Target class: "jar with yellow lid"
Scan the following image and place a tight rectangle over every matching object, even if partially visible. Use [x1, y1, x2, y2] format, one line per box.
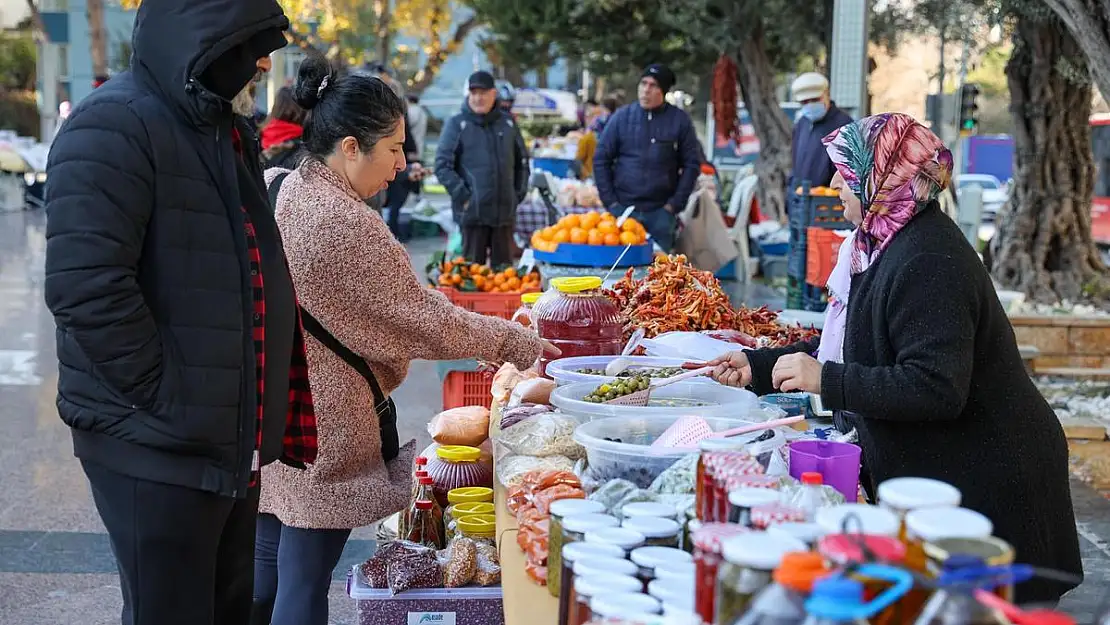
[532, 277, 622, 376]
[512, 291, 543, 328]
[425, 446, 493, 507]
[456, 513, 496, 544]
[445, 501, 496, 541]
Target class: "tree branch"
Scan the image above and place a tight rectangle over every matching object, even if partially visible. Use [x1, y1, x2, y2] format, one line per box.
[24, 0, 48, 42]
[408, 13, 482, 94]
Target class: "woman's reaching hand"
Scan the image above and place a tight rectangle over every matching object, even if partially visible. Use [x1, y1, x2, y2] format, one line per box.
[771, 352, 822, 394]
[708, 351, 752, 388]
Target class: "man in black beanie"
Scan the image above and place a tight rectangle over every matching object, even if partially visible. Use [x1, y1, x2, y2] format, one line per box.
[594, 62, 704, 251]
[44, 1, 318, 623]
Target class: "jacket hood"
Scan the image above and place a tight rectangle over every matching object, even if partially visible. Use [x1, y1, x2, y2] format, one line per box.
[131, 0, 289, 125]
[261, 118, 303, 149]
[460, 100, 504, 126]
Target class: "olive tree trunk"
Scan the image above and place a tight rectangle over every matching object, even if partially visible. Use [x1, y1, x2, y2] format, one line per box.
[1041, 0, 1110, 103]
[88, 0, 108, 79]
[991, 13, 1105, 303]
[736, 23, 793, 223]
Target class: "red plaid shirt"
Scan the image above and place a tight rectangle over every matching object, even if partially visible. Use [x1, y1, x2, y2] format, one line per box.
[235, 128, 317, 486]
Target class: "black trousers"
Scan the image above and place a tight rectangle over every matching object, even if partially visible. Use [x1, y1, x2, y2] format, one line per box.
[385, 177, 412, 241]
[251, 513, 352, 625]
[83, 460, 259, 625]
[463, 224, 514, 266]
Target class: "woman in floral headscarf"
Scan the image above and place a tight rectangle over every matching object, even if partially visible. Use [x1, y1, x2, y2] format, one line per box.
[711, 113, 1081, 603]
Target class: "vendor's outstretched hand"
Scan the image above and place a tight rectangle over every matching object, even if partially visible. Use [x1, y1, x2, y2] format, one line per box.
[708, 351, 752, 388]
[772, 352, 822, 394]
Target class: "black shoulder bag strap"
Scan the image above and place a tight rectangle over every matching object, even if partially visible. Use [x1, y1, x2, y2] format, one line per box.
[267, 174, 401, 462]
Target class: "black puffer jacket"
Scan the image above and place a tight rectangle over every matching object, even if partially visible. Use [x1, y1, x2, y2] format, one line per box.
[44, 0, 294, 498]
[434, 102, 529, 227]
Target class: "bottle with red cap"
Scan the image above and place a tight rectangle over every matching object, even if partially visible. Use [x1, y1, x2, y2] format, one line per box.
[404, 499, 443, 549]
[789, 472, 839, 521]
[400, 473, 444, 548]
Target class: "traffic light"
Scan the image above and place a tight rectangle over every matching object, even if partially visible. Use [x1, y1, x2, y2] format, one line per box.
[959, 83, 981, 133]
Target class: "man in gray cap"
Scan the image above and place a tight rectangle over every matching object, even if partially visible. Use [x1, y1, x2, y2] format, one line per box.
[594, 63, 704, 251]
[789, 72, 853, 190]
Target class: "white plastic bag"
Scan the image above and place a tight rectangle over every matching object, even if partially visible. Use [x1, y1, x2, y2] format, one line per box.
[640, 331, 743, 361]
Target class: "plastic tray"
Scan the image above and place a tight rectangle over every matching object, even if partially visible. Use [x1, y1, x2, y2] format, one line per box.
[550, 380, 760, 421]
[347, 566, 504, 625]
[533, 242, 654, 267]
[573, 414, 769, 487]
[545, 355, 711, 386]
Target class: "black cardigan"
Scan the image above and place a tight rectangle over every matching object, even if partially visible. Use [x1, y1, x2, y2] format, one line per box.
[747, 206, 1082, 603]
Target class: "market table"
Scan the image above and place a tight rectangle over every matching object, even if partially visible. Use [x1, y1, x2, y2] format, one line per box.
[489, 402, 558, 625]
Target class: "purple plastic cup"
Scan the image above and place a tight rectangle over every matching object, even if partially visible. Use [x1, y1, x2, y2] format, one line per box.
[789, 440, 862, 501]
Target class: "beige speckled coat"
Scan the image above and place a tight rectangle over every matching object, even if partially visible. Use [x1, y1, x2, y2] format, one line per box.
[260, 160, 542, 529]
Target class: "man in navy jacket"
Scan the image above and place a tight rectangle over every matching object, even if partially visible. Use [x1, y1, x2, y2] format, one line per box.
[594, 64, 704, 251]
[789, 72, 853, 191]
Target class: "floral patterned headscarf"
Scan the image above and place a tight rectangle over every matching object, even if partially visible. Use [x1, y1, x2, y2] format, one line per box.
[821, 112, 953, 274]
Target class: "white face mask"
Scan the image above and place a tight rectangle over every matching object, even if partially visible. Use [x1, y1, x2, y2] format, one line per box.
[801, 101, 828, 121]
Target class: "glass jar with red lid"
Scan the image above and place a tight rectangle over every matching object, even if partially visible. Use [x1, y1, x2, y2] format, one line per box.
[532, 277, 624, 376]
[425, 445, 493, 507]
[691, 523, 749, 625]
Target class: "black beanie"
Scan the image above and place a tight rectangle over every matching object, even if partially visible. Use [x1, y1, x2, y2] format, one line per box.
[199, 27, 287, 101]
[641, 63, 676, 92]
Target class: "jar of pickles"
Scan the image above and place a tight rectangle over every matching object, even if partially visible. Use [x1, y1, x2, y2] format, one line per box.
[622, 516, 682, 548]
[584, 527, 646, 555]
[548, 503, 611, 599]
[692, 523, 749, 625]
[901, 506, 995, 616]
[728, 487, 782, 526]
[622, 501, 678, 521]
[533, 277, 623, 375]
[654, 560, 696, 584]
[426, 446, 493, 507]
[923, 536, 1016, 601]
[572, 576, 646, 625]
[573, 556, 639, 581]
[629, 546, 693, 589]
[590, 592, 662, 621]
[715, 532, 807, 625]
[557, 543, 626, 625]
[767, 522, 827, 548]
[877, 477, 962, 539]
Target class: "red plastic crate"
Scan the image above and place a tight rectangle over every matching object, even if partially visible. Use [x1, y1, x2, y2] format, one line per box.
[437, 287, 533, 321]
[805, 228, 850, 287]
[442, 369, 494, 410]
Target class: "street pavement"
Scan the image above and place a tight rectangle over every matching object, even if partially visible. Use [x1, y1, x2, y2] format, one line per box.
[0, 208, 1108, 624]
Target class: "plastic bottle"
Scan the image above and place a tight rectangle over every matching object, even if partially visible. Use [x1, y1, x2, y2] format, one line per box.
[912, 555, 1012, 625]
[790, 472, 837, 521]
[801, 578, 871, 625]
[512, 291, 542, 328]
[404, 500, 443, 549]
[734, 552, 830, 625]
[401, 476, 444, 548]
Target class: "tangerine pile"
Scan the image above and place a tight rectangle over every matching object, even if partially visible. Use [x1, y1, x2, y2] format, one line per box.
[435, 258, 541, 293]
[530, 210, 648, 253]
[795, 186, 840, 197]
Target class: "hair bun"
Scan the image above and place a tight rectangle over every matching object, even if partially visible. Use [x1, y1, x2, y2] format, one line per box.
[292, 55, 335, 110]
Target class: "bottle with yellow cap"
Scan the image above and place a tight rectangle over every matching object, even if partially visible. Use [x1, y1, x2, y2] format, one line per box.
[512, 291, 543, 328]
[533, 276, 623, 375]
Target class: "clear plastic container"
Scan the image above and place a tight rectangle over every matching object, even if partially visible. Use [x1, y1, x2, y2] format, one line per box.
[425, 445, 493, 507]
[455, 514, 495, 543]
[512, 291, 542, 328]
[444, 501, 495, 541]
[533, 277, 624, 375]
[552, 380, 761, 421]
[571, 413, 768, 488]
[789, 472, 840, 521]
[545, 355, 710, 386]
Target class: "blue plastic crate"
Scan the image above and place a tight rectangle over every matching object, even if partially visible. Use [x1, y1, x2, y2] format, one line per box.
[533, 242, 654, 267]
[787, 248, 807, 281]
[758, 241, 790, 256]
[802, 283, 829, 312]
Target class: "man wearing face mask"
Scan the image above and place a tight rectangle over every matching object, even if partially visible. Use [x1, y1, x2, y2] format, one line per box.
[435, 70, 530, 265]
[594, 63, 704, 251]
[789, 72, 853, 191]
[44, 0, 318, 623]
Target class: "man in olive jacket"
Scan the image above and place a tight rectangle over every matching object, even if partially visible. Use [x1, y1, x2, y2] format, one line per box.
[435, 71, 529, 266]
[43, 0, 317, 622]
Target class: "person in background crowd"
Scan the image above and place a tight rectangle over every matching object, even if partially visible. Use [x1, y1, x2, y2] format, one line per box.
[590, 95, 618, 135]
[261, 86, 307, 169]
[709, 113, 1082, 605]
[593, 64, 703, 251]
[43, 1, 317, 623]
[496, 80, 517, 120]
[435, 70, 530, 266]
[256, 56, 555, 625]
[364, 67, 426, 241]
[406, 93, 429, 159]
[573, 99, 606, 180]
[789, 72, 853, 191]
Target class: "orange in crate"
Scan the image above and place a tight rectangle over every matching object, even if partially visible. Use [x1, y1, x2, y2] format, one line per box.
[442, 369, 494, 410]
[805, 228, 851, 287]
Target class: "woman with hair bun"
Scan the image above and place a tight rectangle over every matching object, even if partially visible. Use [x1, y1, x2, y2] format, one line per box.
[250, 55, 555, 625]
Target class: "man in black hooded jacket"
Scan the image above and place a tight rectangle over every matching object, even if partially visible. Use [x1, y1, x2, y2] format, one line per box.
[44, 1, 317, 623]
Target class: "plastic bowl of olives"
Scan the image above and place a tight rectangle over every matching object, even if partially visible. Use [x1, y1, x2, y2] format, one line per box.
[545, 356, 712, 387]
